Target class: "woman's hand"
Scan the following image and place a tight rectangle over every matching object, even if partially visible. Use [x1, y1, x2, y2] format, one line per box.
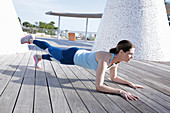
[128, 83, 144, 89]
[120, 90, 139, 101]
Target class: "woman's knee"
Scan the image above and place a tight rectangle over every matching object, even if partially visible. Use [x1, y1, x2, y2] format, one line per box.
[33, 40, 51, 50]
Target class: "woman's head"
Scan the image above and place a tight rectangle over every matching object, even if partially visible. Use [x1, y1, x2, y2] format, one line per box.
[110, 40, 135, 62]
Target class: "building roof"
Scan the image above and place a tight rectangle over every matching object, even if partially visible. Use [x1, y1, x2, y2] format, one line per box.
[46, 11, 102, 18]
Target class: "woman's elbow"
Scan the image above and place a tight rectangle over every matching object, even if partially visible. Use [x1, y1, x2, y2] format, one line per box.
[95, 85, 103, 91]
[111, 76, 117, 81]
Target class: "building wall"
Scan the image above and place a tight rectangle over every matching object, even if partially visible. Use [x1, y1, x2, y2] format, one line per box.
[0, 0, 28, 55]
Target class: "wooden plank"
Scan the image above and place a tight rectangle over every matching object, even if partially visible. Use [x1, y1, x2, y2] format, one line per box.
[24, 48, 37, 78]
[0, 55, 8, 65]
[0, 55, 11, 66]
[88, 69, 157, 113]
[51, 61, 89, 113]
[71, 65, 124, 113]
[0, 51, 31, 113]
[117, 67, 170, 102]
[35, 50, 46, 79]
[121, 61, 169, 80]
[106, 61, 170, 110]
[119, 84, 169, 113]
[13, 50, 35, 113]
[0, 53, 26, 96]
[156, 62, 170, 66]
[129, 60, 170, 78]
[62, 64, 107, 113]
[0, 54, 18, 95]
[44, 60, 71, 113]
[117, 73, 170, 112]
[104, 71, 170, 113]
[85, 69, 141, 113]
[143, 60, 170, 72]
[34, 78, 52, 113]
[13, 78, 34, 113]
[118, 65, 170, 96]
[119, 62, 170, 86]
[0, 54, 17, 75]
[34, 50, 52, 113]
[119, 61, 170, 84]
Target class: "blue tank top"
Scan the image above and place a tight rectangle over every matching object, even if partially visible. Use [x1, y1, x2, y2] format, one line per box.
[73, 50, 115, 71]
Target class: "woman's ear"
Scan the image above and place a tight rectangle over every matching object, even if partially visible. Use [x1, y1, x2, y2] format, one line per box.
[119, 50, 124, 54]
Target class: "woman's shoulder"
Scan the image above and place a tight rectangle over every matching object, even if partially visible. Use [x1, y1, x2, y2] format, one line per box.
[96, 51, 108, 56]
[96, 51, 112, 56]
[96, 51, 112, 62]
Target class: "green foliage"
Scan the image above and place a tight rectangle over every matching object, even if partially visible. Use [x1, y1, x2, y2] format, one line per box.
[23, 22, 32, 27]
[18, 17, 21, 24]
[21, 18, 58, 35]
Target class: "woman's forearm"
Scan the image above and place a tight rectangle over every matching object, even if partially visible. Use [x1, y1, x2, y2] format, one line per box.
[96, 84, 139, 101]
[96, 84, 122, 94]
[111, 76, 132, 85]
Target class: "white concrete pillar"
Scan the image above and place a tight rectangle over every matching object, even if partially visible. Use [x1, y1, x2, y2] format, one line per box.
[92, 0, 170, 61]
[0, 0, 28, 55]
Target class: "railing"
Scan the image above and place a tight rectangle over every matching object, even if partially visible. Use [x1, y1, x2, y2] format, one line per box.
[22, 26, 96, 41]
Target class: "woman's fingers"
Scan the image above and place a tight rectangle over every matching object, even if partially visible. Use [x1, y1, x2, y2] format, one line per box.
[136, 85, 145, 89]
[131, 94, 139, 99]
[127, 92, 139, 101]
[120, 91, 139, 101]
[127, 95, 134, 100]
[125, 94, 128, 100]
[131, 84, 145, 89]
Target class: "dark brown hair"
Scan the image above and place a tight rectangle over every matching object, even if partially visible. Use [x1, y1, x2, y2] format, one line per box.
[109, 40, 135, 54]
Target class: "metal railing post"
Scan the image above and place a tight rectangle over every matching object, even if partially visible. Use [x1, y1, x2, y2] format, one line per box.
[85, 18, 88, 42]
[57, 16, 61, 40]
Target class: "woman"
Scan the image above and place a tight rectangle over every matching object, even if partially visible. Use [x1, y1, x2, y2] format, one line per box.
[21, 35, 144, 101]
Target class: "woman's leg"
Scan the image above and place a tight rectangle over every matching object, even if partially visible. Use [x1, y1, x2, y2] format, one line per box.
[21, 35, 51, 50]
[29, 39, 64, 62]
[33, 54, 52, 69]
[33, 47, 79, 68]
[37, 47, 79, 65]
[21, 35, 79, 67]
[33, 54, 42, 69]
[59, 47, 80, 64]
[32, 40, 51, 50]
[21, 35, 66, 68]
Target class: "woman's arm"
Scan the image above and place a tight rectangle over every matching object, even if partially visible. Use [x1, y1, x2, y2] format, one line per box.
[110, 66, 144, 89]
[95, 61, 121, 94]
[95, 60, 139, 100]
[110, 66, 133, 85]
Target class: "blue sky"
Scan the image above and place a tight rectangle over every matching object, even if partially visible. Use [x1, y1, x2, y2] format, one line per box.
[12, 0, 107, 32]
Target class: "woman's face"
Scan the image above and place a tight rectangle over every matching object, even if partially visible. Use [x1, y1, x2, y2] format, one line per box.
[122, 48, 135, 62]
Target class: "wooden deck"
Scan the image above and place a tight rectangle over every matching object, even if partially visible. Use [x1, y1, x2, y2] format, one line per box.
[0, 38, 170, 113]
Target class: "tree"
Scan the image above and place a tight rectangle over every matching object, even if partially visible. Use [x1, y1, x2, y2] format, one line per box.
[50, 21, 55, 25]
[23, 22, 32, 27]
[22, 20, 59, 35]
[18, 17, 21, 24]
[39, 21, 46, 28]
